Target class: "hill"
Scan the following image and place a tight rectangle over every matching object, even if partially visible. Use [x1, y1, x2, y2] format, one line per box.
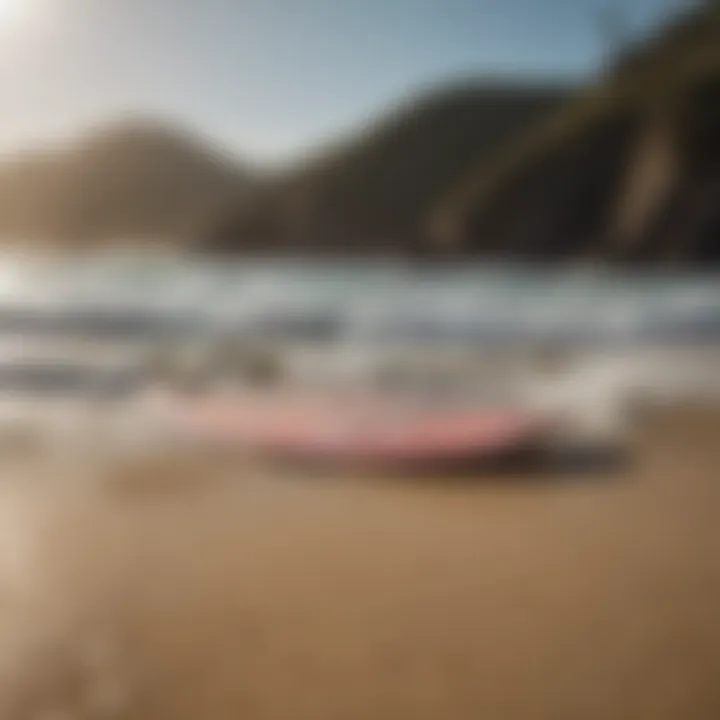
[206, 82, 570, 254]
[0, 120, 251, 250]
[2, 4, 715, 263]
[430, 4, 720, 263]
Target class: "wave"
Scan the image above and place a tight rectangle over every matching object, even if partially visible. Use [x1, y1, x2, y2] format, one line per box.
[0, 257, 719, 346]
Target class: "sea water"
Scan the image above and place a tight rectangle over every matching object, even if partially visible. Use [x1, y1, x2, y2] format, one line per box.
[0, 255, 716, 451]
[0, 255, 719, 404]
[2, 256, 720, 346]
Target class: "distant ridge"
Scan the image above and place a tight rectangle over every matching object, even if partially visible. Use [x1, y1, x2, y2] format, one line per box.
[206, 80, 570, 255]
[0, 118, 252, 250]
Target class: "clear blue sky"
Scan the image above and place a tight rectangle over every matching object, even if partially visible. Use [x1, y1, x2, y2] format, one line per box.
[0, 0, 691, 163]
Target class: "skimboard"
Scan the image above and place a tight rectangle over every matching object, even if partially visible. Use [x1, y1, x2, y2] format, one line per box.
[154, 391, 551, 471]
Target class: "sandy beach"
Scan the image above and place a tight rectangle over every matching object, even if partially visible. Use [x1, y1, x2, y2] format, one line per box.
[0, 406, 717, 719]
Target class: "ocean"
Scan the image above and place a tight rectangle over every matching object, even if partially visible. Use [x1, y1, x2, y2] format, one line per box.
[2, 256, 720, 347]
[0, 254, 716, 455]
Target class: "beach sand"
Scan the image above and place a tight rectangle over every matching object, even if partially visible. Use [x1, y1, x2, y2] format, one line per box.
[0, 406, 717, 718]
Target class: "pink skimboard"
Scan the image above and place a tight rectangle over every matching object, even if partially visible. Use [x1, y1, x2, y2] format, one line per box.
[155, 392, 550, 471]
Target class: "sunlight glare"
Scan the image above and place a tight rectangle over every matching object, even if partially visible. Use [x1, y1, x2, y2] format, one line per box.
[0, 0, 33, 27]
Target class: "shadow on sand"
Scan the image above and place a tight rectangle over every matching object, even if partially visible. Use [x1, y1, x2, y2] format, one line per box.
[252, 444, 635, 488]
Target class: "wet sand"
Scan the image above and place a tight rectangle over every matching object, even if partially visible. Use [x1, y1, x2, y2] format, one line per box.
[0, 407, 718, 718]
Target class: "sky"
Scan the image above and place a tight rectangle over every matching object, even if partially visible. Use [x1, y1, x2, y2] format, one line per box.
[0, 0, 694, 164]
